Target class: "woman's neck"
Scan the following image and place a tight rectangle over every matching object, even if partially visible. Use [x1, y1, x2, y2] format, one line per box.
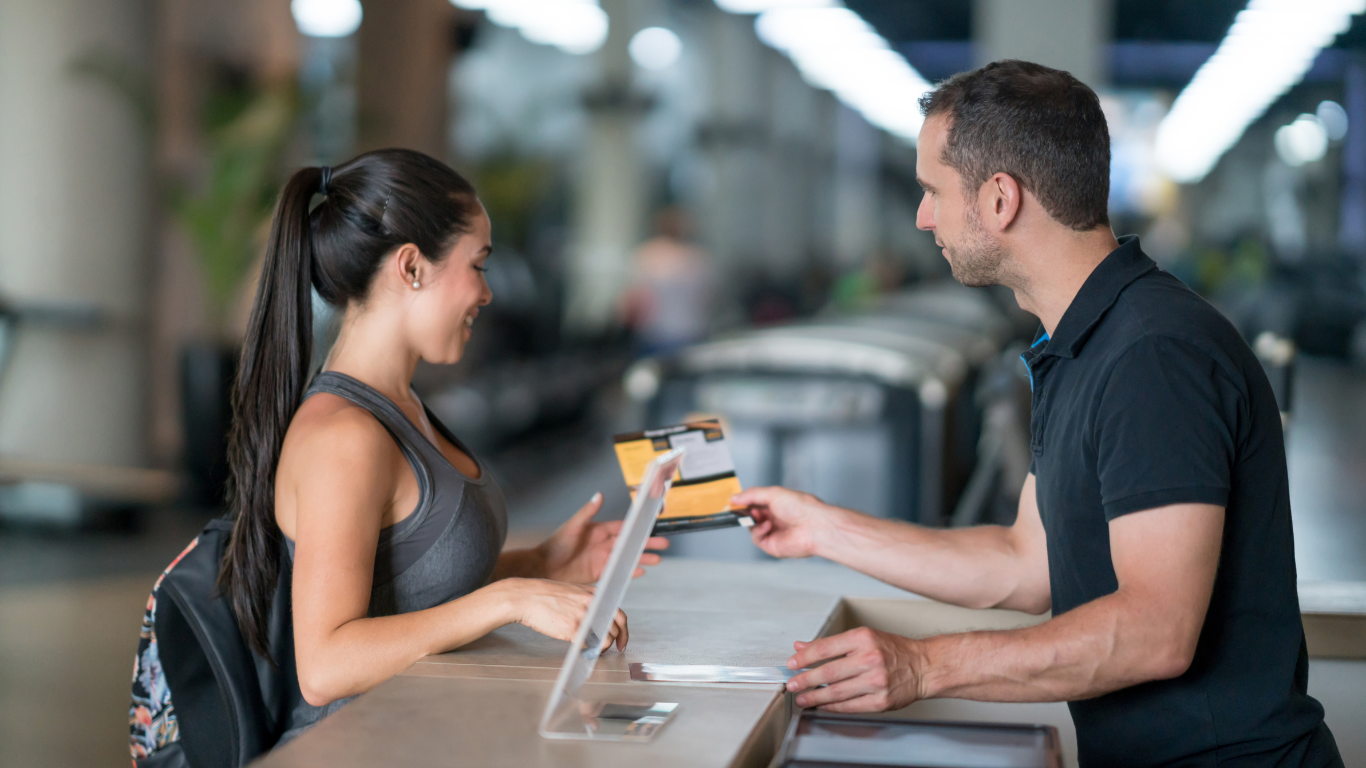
[323, 306, 420, 404]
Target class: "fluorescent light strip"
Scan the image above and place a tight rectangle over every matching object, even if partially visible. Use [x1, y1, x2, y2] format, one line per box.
[1156, 0, 1365, 183]
[723, 1, 931, 142]
[292, 0, 363, 38]
[451, 0, 609, 55]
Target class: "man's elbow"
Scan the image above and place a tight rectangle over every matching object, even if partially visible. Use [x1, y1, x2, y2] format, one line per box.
[1146, 637, 1197, 681]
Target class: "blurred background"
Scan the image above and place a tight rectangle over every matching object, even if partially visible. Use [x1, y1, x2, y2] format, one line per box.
[2, 0, 1365, 764]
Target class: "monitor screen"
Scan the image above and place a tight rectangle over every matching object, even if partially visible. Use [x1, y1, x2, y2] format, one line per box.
[539, 447, 686, 737]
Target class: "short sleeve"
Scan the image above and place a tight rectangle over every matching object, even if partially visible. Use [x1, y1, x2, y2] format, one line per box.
[1095, 336, 1237, 519]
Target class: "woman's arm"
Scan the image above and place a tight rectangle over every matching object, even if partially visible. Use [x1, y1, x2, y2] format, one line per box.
[281, 409, 624, 707]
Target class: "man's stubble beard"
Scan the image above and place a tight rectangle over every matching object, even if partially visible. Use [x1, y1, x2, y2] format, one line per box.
[945, 204, 1010, 288]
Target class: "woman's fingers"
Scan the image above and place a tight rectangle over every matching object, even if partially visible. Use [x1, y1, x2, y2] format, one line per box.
[569, 492, 604, 525]
[600, 611, 628, 652]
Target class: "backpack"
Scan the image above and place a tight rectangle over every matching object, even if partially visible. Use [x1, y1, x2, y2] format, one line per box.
[129, 518, 301, 767]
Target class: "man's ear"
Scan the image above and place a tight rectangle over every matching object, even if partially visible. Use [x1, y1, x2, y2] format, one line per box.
[983, 172, 1022, 232]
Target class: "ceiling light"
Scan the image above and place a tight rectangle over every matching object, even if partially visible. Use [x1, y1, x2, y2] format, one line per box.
[1317, 99, 1350, 140]
[1155, 0, 1365, 183]
[451, 0, 608, 55]
[740, 3, 931, 142]
[291, 0, 363, 38]
[1275, 114, 1330, 165]
[629, 27, 683, 71]
[715, 0, 834, 12]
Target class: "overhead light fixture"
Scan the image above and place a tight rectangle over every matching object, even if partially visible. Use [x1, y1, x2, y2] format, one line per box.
[451, 0, 609, 55]
[1155, 0, 1366, 183]
[1317, 99, 1350, 140]
[715, 0, 835, 12]
[1275, 114, 1330, 166]
[740, 3, 931, 142]
[629, 27, 683, 71]
[291, 0, 363, 38]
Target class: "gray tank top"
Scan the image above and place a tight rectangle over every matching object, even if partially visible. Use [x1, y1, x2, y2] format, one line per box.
[280, 371, 508, 740]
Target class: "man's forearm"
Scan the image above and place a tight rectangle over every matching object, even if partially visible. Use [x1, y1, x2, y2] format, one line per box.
[816, 508, 1047, 613]
[918, 589, 1193, 702]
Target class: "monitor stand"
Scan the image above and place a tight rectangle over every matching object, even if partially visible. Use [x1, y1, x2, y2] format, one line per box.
[539, 695, 679, 742]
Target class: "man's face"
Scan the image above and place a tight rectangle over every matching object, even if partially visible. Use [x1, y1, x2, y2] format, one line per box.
[915, 114, 1007, 288]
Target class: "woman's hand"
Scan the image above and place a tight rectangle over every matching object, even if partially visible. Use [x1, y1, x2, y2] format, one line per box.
[538, 492, 670, 584]
[500, 578, 629, 652]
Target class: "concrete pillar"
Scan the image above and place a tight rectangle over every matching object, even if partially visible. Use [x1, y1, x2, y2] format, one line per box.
[809, 89, 841, 266]
[563, 0, 653, 336]
[762, 52, 821, 280]
[833, 104, 881, 270]
[145, 0, 299, 469]
[974, 0, 1112, 87]
[696, 9, 769, 284]
[356, 0, 455, 159]
[0, 0, 154, 468]
[1339, 60, 1366, 256]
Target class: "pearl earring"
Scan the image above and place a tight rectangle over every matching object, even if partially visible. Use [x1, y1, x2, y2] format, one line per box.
[412, 279, 420, 289]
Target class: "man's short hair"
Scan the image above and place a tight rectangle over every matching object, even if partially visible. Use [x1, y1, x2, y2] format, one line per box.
[918, 60, 1110, 231]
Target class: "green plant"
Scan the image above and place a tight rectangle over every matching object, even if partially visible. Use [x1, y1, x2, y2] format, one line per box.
[170, 82, 298, 331]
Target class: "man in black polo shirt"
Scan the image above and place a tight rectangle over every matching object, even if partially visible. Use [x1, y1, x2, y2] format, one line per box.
[735, 60, 1341, 767]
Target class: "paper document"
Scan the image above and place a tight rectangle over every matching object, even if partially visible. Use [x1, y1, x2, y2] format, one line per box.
[613, 419, 751, 534]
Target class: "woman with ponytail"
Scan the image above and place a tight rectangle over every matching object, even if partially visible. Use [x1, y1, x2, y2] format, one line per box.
[218, 149, 663, 739]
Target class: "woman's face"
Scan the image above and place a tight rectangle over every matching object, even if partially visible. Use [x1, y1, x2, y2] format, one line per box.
[409, 206, 493, 365]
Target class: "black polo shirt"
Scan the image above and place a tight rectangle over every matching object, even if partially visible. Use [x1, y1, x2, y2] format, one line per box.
[1020, 236, 1338, 767]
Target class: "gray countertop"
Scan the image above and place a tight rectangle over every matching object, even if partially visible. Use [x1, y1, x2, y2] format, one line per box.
[254, 559, 1366, 768]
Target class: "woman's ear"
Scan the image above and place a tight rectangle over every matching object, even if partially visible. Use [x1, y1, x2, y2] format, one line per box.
[392, 243, 424, 288]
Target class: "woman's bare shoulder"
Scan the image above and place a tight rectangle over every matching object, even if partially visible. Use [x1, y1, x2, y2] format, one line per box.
[280, 393, 402, 485]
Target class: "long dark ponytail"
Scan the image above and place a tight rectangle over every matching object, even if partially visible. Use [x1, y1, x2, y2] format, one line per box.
[220, 149, 480, 659]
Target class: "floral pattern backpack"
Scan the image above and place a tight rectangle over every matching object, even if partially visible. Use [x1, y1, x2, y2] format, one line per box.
[128, 518, 299, 768]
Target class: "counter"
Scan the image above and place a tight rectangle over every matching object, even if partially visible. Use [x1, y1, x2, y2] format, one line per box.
[254, 560, 1366, 768]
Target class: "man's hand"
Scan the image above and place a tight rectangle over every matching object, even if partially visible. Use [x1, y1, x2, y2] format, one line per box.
[784, 627, 927, 712]
[539, 493, 670, 583]
[731, 486, 842, 559]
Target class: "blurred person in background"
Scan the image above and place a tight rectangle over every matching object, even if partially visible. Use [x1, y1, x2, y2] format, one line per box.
[735, 61, 1341, 767]
[619, 206, 716, 356]
[830, 248, 908, 311]
[217, 149, 666, 741]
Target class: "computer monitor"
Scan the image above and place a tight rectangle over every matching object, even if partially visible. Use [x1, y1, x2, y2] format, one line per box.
[538, 446, 686, 743]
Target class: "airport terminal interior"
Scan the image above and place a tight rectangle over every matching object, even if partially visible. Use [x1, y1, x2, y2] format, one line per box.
[2, 0, 1366, 766]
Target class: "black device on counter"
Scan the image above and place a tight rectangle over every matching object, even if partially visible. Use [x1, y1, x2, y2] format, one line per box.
[774, 711, 1062, 768]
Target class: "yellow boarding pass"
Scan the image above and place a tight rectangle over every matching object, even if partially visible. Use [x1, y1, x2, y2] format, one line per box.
[613, 419, 754, 535]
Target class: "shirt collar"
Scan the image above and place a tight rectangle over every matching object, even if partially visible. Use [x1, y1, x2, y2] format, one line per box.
[1040, 235, 1156, 359]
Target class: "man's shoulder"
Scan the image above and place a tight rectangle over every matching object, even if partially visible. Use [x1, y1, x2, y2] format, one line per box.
[1103, 270, 1248, 364]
